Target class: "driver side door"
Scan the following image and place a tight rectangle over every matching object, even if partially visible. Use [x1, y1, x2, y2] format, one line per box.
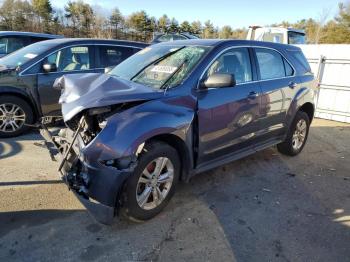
[37, 45, 95, 116]
[196, 47, 262, 165]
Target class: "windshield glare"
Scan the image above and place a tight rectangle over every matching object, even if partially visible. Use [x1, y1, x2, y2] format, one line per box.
[0, 41, 56, 68]
[110, 45, 210, 89]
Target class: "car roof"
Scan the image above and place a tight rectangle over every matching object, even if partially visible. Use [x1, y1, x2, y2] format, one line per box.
[0, 31, 63, 38]
[155, 39, 301, 51]
[38, 38, 148, 48]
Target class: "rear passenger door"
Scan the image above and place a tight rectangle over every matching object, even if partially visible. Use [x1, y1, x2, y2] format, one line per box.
[96, 45, 140, 70]
[253, 47, 297, 142]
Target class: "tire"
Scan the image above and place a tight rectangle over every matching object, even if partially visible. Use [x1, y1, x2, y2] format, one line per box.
[0, 95, 34, 138]
[277, 111, 310, 156]
[120, 141, 180, 221]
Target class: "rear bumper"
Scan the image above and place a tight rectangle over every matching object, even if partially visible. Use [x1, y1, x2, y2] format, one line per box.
[39, 120, 135, 225]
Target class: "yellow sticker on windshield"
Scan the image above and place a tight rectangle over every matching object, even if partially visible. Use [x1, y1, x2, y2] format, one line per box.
[151, 65, 177, 74]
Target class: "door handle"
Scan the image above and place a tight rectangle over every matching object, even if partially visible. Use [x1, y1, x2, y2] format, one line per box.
[248, 91, 258, 99]
[288, 81, 297, 89]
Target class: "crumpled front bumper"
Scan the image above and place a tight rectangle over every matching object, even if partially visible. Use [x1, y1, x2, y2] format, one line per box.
[40, 119, 136, 225]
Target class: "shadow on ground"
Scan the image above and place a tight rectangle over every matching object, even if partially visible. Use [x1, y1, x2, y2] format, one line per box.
[0, 122, 349, 261]
[0, 130, 41, 160]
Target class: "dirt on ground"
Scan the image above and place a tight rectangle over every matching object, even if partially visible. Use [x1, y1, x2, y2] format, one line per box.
[0, 118, 349, 262]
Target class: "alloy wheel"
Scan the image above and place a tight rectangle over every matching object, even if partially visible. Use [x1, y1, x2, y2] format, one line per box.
[136, 157, 174, 210]
[0, 103, 26, 133]
[292, 119, 307, 150]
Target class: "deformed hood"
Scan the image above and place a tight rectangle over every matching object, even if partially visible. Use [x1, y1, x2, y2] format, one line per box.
[55, 73, 164, 121]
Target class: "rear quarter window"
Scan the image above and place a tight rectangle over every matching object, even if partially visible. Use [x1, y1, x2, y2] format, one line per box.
[290, 50, 311, 73]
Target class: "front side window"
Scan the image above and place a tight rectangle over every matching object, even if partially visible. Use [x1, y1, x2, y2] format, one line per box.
[255, 48, 293, 80]
[45, 46, 91, 72]
[206, 48, 252, 84]
[97, 46, 136, 68]
[110, 45, 210, 89]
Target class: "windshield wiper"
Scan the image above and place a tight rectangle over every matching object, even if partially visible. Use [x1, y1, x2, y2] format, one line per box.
[130, 46, 186, 81]
[160, 59, 188, 90]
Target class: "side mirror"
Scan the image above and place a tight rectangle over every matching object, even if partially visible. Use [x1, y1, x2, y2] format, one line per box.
[43, 63, 57, 73]
[200, 73, 236, 89]
[104, 66, 114, 74]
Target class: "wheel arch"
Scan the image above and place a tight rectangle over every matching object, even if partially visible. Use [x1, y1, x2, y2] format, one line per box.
[298, 102, 315, 123]
[146, 133, 193, 182]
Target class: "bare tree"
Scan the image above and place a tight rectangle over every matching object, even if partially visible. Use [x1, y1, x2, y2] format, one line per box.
[315, 7, 331, 44]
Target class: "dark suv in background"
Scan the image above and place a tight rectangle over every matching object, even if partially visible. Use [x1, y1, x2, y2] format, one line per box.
[0, 38, 147, 137]
[42, 39, 316, 224]
[151, 32, 199, 44]
[0, 31, 63, 58]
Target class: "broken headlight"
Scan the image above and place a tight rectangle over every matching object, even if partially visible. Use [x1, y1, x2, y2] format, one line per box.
[88, 106, 111, 116]
[98, 120, 108, 129]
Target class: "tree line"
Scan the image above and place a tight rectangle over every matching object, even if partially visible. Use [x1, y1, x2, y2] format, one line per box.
[0, 0, 349, 43]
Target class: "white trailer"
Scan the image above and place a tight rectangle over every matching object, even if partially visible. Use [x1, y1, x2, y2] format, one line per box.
[246, 26, 306, 44]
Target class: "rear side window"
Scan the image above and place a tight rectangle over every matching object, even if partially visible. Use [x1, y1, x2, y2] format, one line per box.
[30, 37, 49, 44]
[97, 46, 136, 68]
[158, 35, 173, 42]
[283, 59, 294, 76]
[0, 36, 27, 55]
[173, 35, 187, 40]
[255, 48, 294, 80]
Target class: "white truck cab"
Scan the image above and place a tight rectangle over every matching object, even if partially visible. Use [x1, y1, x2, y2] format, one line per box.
[247, 26, 306, 44]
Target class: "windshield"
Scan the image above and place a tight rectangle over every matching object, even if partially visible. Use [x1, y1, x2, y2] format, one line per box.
[288, 32, 306, 44]
[0, 41, 56, 68]
[110, 45, 210, 89]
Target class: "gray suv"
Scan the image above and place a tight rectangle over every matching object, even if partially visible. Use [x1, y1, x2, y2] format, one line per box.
[0, 31, 62, 57]
[0, 38, 147, 137]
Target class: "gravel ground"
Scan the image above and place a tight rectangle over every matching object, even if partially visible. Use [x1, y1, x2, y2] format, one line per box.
[0, 118, 349, 262]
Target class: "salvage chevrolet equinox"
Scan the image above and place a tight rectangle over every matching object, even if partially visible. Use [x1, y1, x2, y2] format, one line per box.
[42, 39, 316, 224]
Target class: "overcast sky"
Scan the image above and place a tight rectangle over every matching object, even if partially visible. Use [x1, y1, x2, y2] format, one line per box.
[54, 0, 341, 28]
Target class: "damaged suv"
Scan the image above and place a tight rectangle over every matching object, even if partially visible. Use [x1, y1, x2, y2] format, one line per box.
[42, 40, 316, 224]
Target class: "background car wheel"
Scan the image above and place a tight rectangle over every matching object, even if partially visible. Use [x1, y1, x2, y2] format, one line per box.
[120, 141, 180, 222]
[277, 111, 310, 156]
[0, 95, 34, 138]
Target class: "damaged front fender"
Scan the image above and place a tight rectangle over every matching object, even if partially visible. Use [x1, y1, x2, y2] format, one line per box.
[86, 96, 196, 163]
[57, 96, 195, 224]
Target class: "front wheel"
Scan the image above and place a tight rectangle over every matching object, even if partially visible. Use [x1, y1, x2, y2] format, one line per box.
[120, 141, 180, 221]
[277, 111, 310, 156]
[0, 95, 34, 138]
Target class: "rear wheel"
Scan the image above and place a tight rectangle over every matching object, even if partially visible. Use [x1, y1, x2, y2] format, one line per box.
[0, 95, 34, 138]
[277, 111, 310, 156]
[120, 141, 180, 221]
